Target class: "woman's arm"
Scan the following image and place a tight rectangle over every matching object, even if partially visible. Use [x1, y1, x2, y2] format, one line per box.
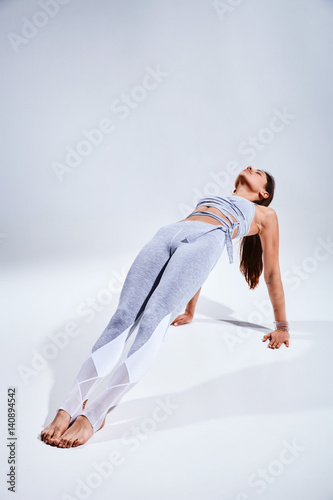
[170, 287, 202, 326]
[185, 287, 202, 316]
[259, 209, 290, 348]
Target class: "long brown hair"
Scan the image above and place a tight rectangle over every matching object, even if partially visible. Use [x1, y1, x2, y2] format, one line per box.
[237, 171, 275, 290]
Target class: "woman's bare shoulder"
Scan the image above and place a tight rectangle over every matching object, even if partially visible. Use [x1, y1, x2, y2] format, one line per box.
[254, 202, 275, 212]
[254, 204, 277, 234]
[263, 205, 276, 216]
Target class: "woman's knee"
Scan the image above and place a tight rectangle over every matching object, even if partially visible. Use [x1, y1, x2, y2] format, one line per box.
[107, 305, 135, 329]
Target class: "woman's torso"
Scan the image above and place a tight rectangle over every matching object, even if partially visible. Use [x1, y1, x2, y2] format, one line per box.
[178, 195, 267, 239]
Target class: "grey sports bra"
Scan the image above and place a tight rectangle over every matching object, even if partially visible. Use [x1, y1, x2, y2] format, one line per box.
[184, 195, 256, 264]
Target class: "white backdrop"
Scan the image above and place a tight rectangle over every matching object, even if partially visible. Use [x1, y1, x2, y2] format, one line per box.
[1, 1, 333, 499]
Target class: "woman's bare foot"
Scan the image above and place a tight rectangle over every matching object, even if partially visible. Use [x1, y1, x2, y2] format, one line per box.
[40, 400, 88, 446]
[57, 414, 106, 448]
[40, 409, 71, 446]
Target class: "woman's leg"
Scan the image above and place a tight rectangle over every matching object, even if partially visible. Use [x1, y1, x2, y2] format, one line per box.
[77, 228, 225, 433]
[55, 223, 187, 425]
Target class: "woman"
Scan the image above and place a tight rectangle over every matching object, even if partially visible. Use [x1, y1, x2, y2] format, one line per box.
[40, 166, 290, 448]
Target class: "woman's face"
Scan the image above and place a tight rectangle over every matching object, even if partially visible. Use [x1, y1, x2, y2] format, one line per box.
[235, 166, 267, 194]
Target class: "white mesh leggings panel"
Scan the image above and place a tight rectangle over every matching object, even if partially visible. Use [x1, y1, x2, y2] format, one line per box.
[57, 221, 225, 433]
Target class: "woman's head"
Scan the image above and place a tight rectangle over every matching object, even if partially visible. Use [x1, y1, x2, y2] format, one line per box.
[233, 166, 275, 206]
[237, 166, 276, 289]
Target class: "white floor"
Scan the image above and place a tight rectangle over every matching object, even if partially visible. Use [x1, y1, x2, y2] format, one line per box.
[1, 255, 332, 500]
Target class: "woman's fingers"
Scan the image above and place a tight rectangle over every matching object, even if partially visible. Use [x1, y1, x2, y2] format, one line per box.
[268, 340, 288, 349]
[171, 314, 188, 326]
[263, 331, 290, 349]
[171, 312, 193, 326]
[171, 315, 182, 325]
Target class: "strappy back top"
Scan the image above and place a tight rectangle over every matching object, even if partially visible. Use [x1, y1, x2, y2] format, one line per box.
[184, 195, 256, 264]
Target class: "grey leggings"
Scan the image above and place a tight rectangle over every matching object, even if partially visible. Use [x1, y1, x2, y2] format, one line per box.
[58, 220, 226, 432]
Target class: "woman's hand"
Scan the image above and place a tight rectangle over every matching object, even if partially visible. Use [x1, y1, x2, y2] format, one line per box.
[262, 329, 290, 349]
[170, 312, 193, 326]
